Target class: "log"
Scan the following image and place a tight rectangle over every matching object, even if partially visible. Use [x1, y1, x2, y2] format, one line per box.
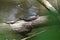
[6, 16, 48, 36]
[37, 0, 58, 14]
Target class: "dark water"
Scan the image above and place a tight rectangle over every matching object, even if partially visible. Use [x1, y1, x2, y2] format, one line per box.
[0, 0, 38, 22]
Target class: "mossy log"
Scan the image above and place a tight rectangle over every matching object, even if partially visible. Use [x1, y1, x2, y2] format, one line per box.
[6, 16, 48, 36]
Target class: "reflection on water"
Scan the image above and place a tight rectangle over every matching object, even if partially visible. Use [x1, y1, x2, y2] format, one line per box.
[8, 4, 21, 21]
[22, 0, 38, 18]
[8, 8, 18, 21]
[27, 0, 38, 16]
[28, 5, 38, 16]
[0, 0, 38, 22]
[0, 1, 23, 22]
[7, 0, 38, 21]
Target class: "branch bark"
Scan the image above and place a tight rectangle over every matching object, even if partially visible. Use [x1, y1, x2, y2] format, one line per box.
[7, 16, 48, 32]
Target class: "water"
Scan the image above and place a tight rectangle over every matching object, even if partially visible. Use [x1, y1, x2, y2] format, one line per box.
[8, 4, 21, 21]
[28, 6, 38, 16]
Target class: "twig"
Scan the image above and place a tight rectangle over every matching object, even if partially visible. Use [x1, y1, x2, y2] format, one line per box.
[21, 30, 46, 40]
